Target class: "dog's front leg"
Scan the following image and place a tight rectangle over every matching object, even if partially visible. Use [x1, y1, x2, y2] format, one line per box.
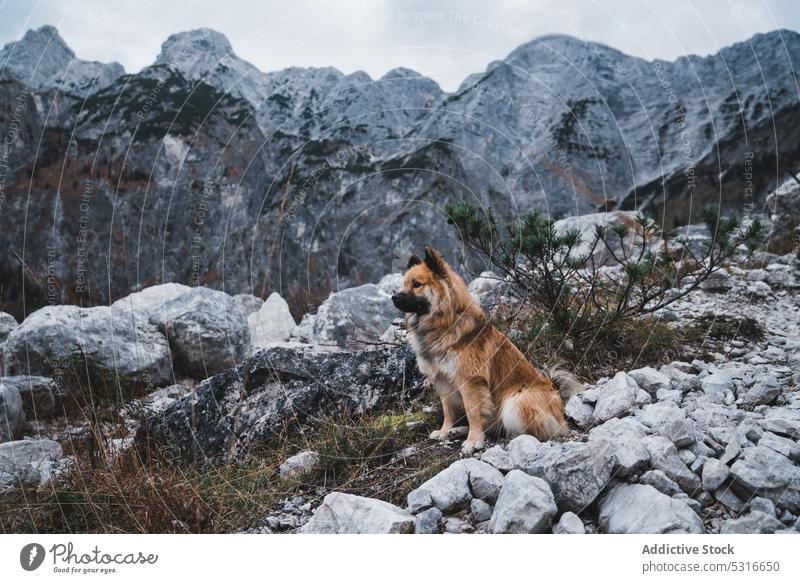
[429, 386, 458, 439]
[459, 379, 492, 455]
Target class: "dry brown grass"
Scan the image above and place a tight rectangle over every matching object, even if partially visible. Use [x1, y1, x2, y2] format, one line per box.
[0, 406, 459, 533]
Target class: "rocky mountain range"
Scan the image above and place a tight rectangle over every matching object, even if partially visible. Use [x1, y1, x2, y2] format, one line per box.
[1, 25, 799, 319]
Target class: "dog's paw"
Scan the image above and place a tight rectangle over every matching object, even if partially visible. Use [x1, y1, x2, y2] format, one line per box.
[461, 438, 486, 456]
[429, 429, 449, 440]
[446, 426, 469, 438]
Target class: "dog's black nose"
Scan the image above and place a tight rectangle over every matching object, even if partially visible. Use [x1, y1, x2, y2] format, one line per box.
[391, 294, 400, 302]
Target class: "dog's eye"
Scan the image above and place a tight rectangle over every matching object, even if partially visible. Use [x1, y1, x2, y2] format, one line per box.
[412, 280, 422, 289]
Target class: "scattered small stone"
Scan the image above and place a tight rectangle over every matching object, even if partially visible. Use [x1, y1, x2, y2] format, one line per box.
[470, 498, 493, 523]
[279, 450, 320, 479]
[414, 507, 442, 534]
[552, 511, 585, 534]
[701, 459, 730, 492]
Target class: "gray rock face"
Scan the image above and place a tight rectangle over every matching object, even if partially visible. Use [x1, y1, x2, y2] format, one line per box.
[480, 445, 514, 472]
[0, 438, 63, 489]
[0, 311, 18, 343]
[511, 440, 615, 512]
[248, 293, 296, 352]
[588, 417, 650, 476]
[701, 371, 734, 403]
[553, 511, 585, 534]
[140, 345, 423, 462]
[740, 373, 781, 406]
[643, 435, 702, 494]
[760, 408, 800, 437]
[599, 484, 704, 533]
[0, 381, 24, 442]
[149, 287, 250, 378]
[489, 470, 557, 534]
[629, 367, 671, 393]
[593, 372, 639, 423]
[301, 492, 414, 534]
[565, 395, 594, 429]
[279, 450, 319, 479]
[3, 305, 171, 398]
[470, 498, 494, 523]
[720, 511, 784, 534]
[730, 446, 800, 512]
[636, 404, 696, 447]
[0, 376, 59, 420]
[463, 458, 505, 504]
[305, 282, 397, 348]
[640, 470, 682, 496]
[414, 507, 442, 534]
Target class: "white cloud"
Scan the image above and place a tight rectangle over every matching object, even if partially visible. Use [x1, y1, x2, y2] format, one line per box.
[0, 0, 798, 91]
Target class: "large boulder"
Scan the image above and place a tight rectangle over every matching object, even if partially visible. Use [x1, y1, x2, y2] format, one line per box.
[0, 439, 63, 489]
[509, 437, 615, 512]
[248, 292, 296, 352]
[301, 492, 414, 534]
[599, 484, 704, 533]
[3, 305, 171, 399]
[0, 380, 24, 441]
[0, 376, 60, 420]
[0, 311, 18, 343]
[140, 345, 424, 462]
[304, 280, 397, 348]
[730, 446, 800, 512]
[111, 283, 191, 319]
[489, 470, 557, 534]
[149, 286, 249, 378]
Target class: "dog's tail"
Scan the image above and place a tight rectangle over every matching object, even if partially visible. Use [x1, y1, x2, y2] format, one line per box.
[543, 365, 584, 401]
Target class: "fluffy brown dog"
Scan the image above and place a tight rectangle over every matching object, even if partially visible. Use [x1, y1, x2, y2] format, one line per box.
[392, 247, 582, 454]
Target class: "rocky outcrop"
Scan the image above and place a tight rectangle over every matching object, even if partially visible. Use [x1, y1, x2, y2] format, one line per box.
[140, 344, 423, 462]
[3, 305, 172, 399]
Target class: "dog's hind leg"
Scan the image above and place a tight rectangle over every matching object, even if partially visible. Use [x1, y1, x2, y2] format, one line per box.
[501, 388, 566, 440]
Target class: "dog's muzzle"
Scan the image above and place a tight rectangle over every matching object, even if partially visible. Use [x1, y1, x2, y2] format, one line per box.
[392, 292, 430, 315]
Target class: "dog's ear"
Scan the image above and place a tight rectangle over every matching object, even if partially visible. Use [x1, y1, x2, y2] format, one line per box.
[407, 254, 422, 269]
[423, 246, 447, 278]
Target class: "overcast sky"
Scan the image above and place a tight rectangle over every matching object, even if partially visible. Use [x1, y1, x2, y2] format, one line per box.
[1, 0, 798, 91]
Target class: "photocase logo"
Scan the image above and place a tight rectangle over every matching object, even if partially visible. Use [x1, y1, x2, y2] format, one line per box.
[20, 543, 46, 571]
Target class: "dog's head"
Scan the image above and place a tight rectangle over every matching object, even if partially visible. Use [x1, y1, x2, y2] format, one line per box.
[392, 246, 452, 317]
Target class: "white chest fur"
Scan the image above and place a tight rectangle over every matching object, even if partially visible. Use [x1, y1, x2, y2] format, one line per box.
[409, 333, 458, 383]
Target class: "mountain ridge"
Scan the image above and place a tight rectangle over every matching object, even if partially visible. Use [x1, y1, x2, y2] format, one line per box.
[0, 24, 798, 320]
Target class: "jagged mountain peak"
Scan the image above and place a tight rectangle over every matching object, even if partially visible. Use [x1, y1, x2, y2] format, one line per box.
[0, 24, 124, 96]
[156, 27, 234, 69]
